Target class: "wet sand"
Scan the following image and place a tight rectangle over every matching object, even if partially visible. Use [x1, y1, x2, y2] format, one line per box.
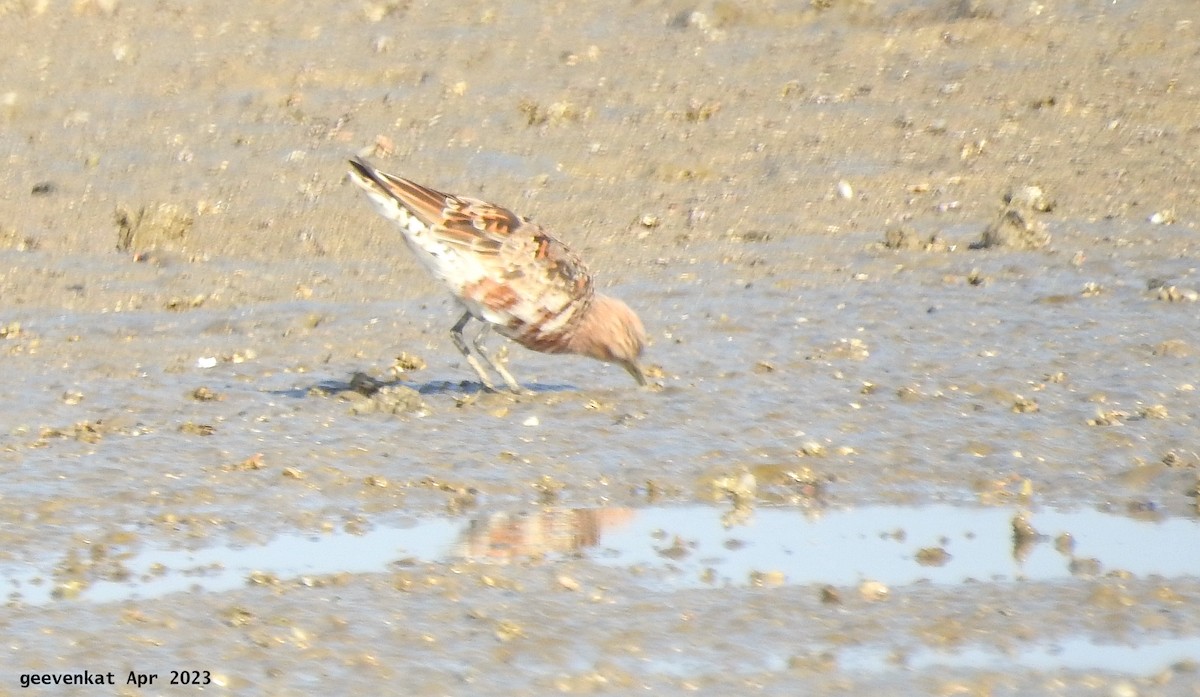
[2, 0, 1200, 694]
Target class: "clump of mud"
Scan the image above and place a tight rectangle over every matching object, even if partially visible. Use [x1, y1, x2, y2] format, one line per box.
[114, 203, 193, 254]
[973, 185, 1054, 250]
[337, 372, 429, 416]
[881, 225, 950, 252]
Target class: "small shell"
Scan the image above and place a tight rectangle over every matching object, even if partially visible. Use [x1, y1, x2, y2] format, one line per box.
[859, 580, 889, 601]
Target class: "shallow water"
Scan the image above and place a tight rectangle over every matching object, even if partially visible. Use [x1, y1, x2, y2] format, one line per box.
[6, 503, 1198, 681]
[839, 635, 1200, 675]
[9, 503, 1197, 602]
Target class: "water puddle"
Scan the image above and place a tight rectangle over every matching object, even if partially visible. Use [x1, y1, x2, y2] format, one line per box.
[5, 504, 1198, 607]
[837, 635, 1200, 675]
[648, 634, 1200, 678]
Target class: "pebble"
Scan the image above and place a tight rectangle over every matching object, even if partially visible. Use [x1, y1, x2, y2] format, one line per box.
[859, 580, 889, 601]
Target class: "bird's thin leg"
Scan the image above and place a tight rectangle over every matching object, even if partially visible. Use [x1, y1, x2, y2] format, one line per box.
[471, 322, 523, 393]
[450, 311, 499, 391]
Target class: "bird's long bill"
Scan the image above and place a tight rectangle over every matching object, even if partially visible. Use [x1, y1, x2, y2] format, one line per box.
[623, 360, 647, 386]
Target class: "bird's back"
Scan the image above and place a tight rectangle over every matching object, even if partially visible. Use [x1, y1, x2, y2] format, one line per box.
[348, 158, 596, 353]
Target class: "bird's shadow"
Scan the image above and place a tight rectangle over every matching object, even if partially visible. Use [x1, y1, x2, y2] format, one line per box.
[269, 371, 576, 399]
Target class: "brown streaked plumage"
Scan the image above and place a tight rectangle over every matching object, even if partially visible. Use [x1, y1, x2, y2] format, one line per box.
[347, 156, 646, 391]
